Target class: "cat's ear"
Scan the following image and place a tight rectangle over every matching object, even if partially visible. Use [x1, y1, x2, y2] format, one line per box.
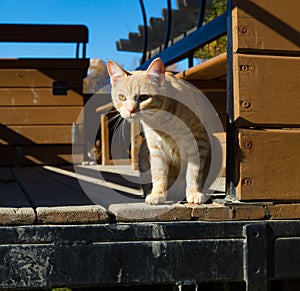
[146, 58, 165, 86]
[107, 60, 129, 83]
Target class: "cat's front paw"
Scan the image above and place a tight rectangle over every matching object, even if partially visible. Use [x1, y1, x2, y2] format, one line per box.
[186, 191, 209, 204]
[145, 192, 166, 205]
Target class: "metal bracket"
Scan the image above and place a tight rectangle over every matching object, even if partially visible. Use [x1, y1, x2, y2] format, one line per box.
[243, 223, 269, 291]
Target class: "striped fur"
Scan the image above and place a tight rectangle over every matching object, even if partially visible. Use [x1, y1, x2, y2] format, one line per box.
[107, 58, 211, 204]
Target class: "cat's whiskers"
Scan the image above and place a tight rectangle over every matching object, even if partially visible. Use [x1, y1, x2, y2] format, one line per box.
[111, 115, 123, 137]
[104, 112, 121, 129]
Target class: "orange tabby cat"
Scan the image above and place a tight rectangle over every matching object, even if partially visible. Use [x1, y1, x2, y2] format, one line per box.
[107, 58, 211, 205]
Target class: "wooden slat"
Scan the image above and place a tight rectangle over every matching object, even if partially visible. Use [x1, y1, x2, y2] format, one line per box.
[0, 145, 83, 166]
[232, 0, 300, 54]
[0, 24, 88, 43]
[237, 128, 300, 201]
[0, 69, 85, 88]
[0, 167, 32, 208]
[101, 114, 110, 165]
[0, 59, 90, 69]
[185, 80, 226, 92]
[12, 167, 92, 207]
[0, 125, 76, 144]
[0, 88, 83, 106]
[233, 54, 300, 126]
[130, 121, 141, 170]
[0, 106, 82, 125]
[176, 53, 227, 80]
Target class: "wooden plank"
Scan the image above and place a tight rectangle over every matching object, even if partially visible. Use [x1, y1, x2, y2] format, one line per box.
[130, 121, 141, 170]
[0, 88, 83, 106]
[186, 80, 226, 92]
[237, 128, 300, 201]
[176, 53, 227, 80]
[101, 114, 110, 165]
[0, 125, 77, 144]
[0, 69, 85, 88]
[233, 54, 300, 126]
[0, 106, 82, 125]
[232, 0, 300, 54]
[12, 167, 93, 208]
[0, 145, 82, 165]
[0, 167, 32, 208]
[0, 167, 36, 225]
[0, 59, 90, 69]
[0, 24, 88, 43]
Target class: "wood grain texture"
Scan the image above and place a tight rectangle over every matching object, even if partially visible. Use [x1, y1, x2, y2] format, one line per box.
[237, 128, 300, 201]
[176, 53, 227, 80]
[0, 88, 83, 106]
[0, 59, 89, 69]
[232, 0, 300, 53]
[233, 54, 300, 126]
[0, 106, 82, 125]
[0, 69, 85, 88]
[0, 125, 76, 144]
[0, 145, 82, 165]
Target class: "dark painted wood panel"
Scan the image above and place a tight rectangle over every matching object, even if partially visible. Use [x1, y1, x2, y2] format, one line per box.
[0, 24, 88, 43]
[0, 239, 244, 289]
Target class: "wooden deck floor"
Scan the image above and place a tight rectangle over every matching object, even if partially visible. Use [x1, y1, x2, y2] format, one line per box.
[1, 165, 299, 224]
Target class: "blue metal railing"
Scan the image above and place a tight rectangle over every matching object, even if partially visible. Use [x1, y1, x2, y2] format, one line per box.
[137, 0, 227, 69]
[139, 0, 148, 64]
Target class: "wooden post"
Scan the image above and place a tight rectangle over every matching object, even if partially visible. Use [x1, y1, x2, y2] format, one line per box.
[101, 114, 110, 165]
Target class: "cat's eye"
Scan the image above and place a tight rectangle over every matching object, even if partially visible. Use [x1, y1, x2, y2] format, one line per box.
[139, 94, 150, 102]
[118, 94, 126, 101]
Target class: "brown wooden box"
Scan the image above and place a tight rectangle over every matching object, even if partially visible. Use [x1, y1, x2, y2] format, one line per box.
[232, 0, 300, 54]
[0, 59, 89, 165]
[230, 0, 300, 202]
[233, 54, 300, 127]
[237, 128, 300, 201]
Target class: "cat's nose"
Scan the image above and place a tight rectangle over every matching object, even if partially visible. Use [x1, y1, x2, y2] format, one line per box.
[127, 104, 136, 115]
[128, 108, 136, 115]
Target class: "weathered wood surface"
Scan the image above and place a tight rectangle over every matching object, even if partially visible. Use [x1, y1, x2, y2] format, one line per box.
[0, 222, 246, 289]
[0, 125, 76, 144]
[0, 107, 82, 125]
[233, 54, 300, 126]
[237, 128, 300, 201]
[0, 69, 85, 88]
[232, 0, 300, 54]
[0, 88, 83, 106]
[0, 145, 80, 165]
[176, 53, 227, 80]
[1, 164, 300, 225]
[0, 59, 88, 165]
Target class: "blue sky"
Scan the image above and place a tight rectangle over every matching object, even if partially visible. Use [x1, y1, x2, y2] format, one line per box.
[0, 0, 178, 70]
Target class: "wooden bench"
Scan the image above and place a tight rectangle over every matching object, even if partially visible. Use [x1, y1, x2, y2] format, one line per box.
[0, 24, 89, 165]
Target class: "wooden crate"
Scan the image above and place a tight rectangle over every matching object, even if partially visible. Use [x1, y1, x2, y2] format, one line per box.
[232, 0, 300, 54]
[233, 54, 300, 127]
[230, 0, 300, 201]
[237, 128, 300, 201]
[0, 59, 89, 165]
